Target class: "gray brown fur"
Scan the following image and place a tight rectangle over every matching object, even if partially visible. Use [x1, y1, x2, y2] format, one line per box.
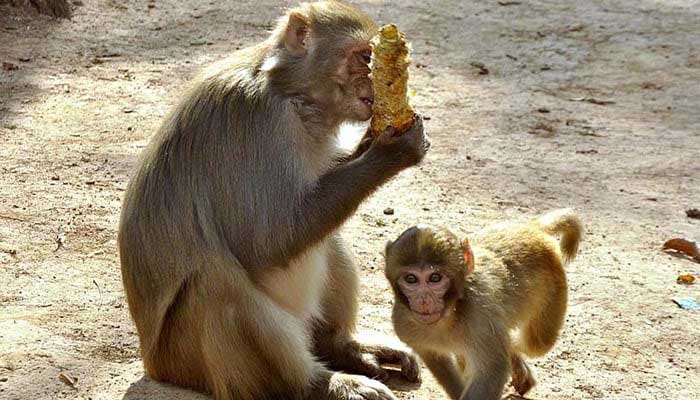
[8, 0, 71, 18]
[386, 209, 582, 400]
[118, 2, 427, 399]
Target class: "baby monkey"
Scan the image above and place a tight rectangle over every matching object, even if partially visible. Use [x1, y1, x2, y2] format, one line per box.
[384, 209, 582, 400]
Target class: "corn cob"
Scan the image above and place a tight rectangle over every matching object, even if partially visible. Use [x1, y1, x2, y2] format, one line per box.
[369, 24, 415, 137]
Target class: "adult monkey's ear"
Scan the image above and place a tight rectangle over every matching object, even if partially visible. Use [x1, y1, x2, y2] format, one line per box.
[284, 11, 310, 56]
[461, 238, 475, 275]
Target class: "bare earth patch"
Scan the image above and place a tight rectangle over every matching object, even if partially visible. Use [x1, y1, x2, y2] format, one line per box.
[1, 1, 698, 399]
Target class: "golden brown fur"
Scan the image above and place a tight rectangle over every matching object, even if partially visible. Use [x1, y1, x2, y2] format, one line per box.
[386, 209, 582, 400]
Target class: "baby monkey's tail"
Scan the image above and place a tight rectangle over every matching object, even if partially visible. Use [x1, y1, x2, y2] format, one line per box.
[536, 208, 582, 264]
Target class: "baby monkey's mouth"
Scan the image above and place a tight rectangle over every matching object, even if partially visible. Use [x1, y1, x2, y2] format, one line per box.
[414, 310, 443, 324]
[360, 96, 374, 106]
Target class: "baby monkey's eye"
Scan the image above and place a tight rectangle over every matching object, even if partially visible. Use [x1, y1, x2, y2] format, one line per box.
[404, 274, 418, 284]
[429, 273, 442, 283]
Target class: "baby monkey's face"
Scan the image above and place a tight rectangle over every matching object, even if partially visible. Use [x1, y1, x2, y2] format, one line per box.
[397, 264, 451, 324]
[385, 224, 474, 325]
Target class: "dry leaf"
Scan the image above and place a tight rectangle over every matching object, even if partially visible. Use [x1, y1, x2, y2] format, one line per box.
[58, 372, 77, 388]
[676, 274, 696, 284]
[569, 97, 615, 105]
[2, 62, 19, 71]
[662, 238, 700, 262]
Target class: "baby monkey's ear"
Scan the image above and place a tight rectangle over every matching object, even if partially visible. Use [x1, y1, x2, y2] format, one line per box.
[461, 238, 475, 275]
[384, 240, 394, 257]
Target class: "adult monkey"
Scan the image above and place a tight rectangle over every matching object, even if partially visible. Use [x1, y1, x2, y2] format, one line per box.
[118, 1, 427, 400]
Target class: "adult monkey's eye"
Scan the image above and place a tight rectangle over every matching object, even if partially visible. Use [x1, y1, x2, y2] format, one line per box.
[429, 273, 442, 283]
[404, 274, 418, 284]
[362, 52, 371, 64]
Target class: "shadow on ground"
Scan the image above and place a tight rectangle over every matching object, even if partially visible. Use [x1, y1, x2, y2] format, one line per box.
[121, 372, 419, 400]
[123, 375, 209, 400]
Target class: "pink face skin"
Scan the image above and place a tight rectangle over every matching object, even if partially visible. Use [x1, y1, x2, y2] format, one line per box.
[348, 46, 374, 121]
[397, 265, 451, 324]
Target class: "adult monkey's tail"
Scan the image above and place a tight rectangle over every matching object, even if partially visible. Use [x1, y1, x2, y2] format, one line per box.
[536, 208, 582, 264]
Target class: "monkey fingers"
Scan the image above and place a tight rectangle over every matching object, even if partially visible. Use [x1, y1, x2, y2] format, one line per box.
[354, 352, 390, 382]
[350, 128, 376, 160]
[422, 134, 431, 153]
[328, 373, 398, 400]
[361, 344, 421, 383]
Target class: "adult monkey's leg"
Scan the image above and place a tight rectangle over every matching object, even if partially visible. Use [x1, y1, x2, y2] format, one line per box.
[148, 262, 397, 400]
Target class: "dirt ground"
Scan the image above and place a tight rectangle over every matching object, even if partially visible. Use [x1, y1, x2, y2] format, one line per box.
[1, 0, 699, 399]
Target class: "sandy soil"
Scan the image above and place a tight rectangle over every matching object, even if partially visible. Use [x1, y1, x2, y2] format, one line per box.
[1, 1, 699, 399]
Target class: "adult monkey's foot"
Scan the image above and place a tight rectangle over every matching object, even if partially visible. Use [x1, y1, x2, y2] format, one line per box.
[322, 338, 421, 383]
[326, 373, 397, 400]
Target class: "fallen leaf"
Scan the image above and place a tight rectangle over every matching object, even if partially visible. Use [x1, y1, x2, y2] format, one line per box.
[0, 247, 17, 255]
[469, 62, 489, 75]
[676, 274, 696, 284]
[641, 82, 662, 90]
[98, 51, 122, 58]
[569, 97, 615, 105]
[578, 131, 604, 137]
[58, 372, 78, 388]
[686, 208, 700, 219]
[2, 62, 18, 71]
[662, 238, 700, 262]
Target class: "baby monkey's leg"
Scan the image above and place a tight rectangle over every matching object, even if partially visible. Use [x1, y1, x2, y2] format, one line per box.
[510, 354, 536, 396]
